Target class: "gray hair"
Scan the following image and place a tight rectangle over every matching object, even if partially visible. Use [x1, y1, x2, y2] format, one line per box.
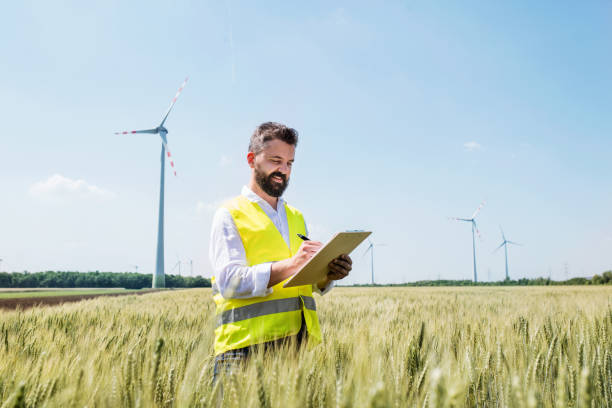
[249, 122, 299, 155]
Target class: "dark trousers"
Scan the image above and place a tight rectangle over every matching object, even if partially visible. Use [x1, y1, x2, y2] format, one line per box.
[213, 314, 307, 383]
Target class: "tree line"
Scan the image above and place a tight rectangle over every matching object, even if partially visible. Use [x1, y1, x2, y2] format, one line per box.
[352, 271, 612, 287]
[0, 271, 211, 289]
[1, 270, 610, 289]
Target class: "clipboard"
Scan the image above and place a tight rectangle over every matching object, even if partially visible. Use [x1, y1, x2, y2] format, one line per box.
[283, 231, 372, 288]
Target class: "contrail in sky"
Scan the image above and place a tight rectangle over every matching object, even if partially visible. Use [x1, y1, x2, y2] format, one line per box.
[226, 0, 236, 83]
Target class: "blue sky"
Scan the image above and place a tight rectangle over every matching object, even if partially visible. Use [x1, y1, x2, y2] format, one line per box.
[1, 1, 611, 283]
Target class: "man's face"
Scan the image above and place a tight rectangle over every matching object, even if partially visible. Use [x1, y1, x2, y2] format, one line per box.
[249, 139, 295, 197]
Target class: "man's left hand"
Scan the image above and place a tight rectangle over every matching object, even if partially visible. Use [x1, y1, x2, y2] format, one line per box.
[327, 254, 352, 280]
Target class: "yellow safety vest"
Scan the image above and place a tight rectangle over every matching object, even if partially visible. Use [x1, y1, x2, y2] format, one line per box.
[212, 195, 322, 356]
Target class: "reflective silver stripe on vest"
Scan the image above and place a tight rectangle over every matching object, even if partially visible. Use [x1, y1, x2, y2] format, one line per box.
[301, 295, 316, 311]
[217, 296, 316, 327]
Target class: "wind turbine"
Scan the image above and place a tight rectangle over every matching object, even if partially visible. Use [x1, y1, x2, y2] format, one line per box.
[171, 253, 183, 276]
[363, 239, 387, 285]
[493, 225, 521, 280]
[450, 201, 486, 282]
[171, 260, 182, 276]
[115, 78, 188, 288]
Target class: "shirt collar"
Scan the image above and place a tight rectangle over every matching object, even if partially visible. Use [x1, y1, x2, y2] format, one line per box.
[241, 185, 285, 210]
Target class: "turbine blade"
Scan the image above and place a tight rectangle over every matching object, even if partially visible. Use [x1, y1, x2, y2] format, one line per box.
[159, 134, 178, 177]
[448, 217, 471, 222]
[493, 242, 505, 253]
[114, 128, 157, 135]
[471, 200, 486, 219]
[499, 225, 506, 241]
[160, 77, 189, 127]
[362, 244, 373, 257]
[473, 220, 482, 239]
[507, 241, 522, 246]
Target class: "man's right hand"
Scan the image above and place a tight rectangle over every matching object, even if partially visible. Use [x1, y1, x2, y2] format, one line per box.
[268, 240, 322, 287]
[292, 240, 322, 270]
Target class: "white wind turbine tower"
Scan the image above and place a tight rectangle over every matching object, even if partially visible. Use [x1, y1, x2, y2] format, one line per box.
[450, 201, 486, 282]
[363, 238, 387, 285]
[493, 225, 522, 280]
[115, 78, 188, 288]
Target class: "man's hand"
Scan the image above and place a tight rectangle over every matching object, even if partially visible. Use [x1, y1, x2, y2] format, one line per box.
[269, 240, 322, 287]
[327, 254, 352, 280]
[293, 241, 323, 270]
[317, 254, 352, 289]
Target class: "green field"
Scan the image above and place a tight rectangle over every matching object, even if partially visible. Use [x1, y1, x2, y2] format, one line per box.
[0, 288, 140, 299]
[0, 287, 610, 407]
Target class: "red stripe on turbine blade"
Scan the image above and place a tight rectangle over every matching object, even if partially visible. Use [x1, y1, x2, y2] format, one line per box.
[131, 131, 136, 133]
[170, 162, 174, 167]
[167, 152, 170, 157]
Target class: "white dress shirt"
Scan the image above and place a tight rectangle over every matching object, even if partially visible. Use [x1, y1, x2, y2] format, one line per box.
[209, 186, 334, 299]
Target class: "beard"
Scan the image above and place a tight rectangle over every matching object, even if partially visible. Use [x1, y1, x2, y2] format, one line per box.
[255, 167, 289, 197]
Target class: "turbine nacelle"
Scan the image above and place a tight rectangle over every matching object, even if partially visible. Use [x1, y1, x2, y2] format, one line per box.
[494, 226, 522, 252]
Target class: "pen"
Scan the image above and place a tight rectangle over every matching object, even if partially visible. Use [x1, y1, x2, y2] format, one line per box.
[297, 233, 310, 241]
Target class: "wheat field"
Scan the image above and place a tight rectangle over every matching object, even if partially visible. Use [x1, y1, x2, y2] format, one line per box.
[0, 287, 610, 407]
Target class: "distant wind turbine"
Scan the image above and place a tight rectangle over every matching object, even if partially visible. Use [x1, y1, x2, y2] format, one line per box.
[171, 260, 182, 276]
[450, 201, 486, 282]
[114, 78, 188, 288]
[171, 253, 183, 276]
[493, 225, 521, 280]
[363, 239, 387, 285]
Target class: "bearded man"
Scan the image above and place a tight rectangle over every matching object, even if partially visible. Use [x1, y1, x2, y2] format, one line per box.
[209, 122, 352, 377]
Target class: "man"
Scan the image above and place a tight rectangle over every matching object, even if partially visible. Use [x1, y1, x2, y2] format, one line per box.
[209, 122, 352, 375]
